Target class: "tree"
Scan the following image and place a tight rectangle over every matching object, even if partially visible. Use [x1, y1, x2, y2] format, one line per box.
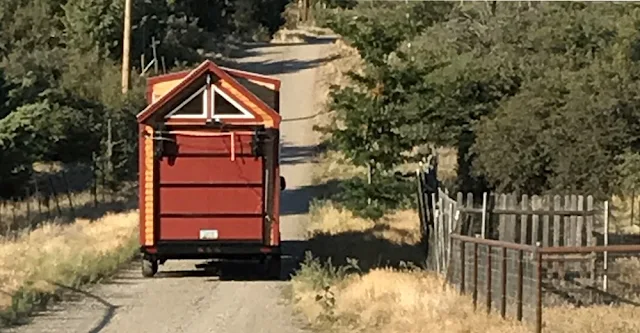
[315, 1, 640, 210]
[62, 0, 124, 57]
[312, 2, 453, 217]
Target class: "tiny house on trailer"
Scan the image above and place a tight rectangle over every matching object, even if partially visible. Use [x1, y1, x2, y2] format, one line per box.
[136, 60, 285, 279]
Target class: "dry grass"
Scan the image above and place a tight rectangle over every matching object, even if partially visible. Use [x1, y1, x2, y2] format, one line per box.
[270, 27, 333, 44]
[311, 151, 366, 185]
[270, 28, 311, 44]
[307, 200, 420, 245]
[292, 199, 531, 333]
[293, 266, 530, 333]
[435, 147, 458, 183]
[0, 210, 139, 325]
[545, 305, 640, 332]
[294, 200, 640, 333]
[304, 201, 423, 270]
[609, 195, 640, 234]
[293, 22, 640, 333]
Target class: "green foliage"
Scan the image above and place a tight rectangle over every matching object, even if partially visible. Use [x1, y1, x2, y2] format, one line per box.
[313, 2, 452, 216]
[321, 2, 452, 67]
[294, 251, 360, 291]
[331, 175, 416, 220]
[316, 1, 640, 218]
[615, 152, 640, 196]
[61, 0, 124, 57]
[0, 0, 292, 199]
[0, 69, 9, 118]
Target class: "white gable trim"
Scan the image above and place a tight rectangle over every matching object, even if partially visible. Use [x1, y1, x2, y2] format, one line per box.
[211, 85, 255, 120]
[164, 85, 208, 119]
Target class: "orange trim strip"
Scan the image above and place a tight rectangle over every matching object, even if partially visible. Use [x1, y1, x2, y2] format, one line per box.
[144, 125, 155, 246]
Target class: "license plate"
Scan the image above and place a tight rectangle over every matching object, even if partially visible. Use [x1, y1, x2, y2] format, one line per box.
[199, 229, 219, 240]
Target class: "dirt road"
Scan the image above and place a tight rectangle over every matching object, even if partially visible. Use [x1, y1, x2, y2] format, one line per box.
[5, 36, 334, 333]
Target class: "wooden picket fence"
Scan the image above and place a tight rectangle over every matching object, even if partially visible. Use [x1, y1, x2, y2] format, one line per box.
[423, 188, 605, 283]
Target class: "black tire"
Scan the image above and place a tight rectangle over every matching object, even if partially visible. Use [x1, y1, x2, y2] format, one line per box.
[266, 255, 282, 280]
[142, 257, 158, 278]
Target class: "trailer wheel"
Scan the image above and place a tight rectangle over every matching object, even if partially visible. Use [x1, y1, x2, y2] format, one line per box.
[142, 257, 158, 278]
[266, 255, 282, 280]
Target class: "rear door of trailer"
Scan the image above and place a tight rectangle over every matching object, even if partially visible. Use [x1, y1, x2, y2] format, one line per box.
[157, 131, 265, 243]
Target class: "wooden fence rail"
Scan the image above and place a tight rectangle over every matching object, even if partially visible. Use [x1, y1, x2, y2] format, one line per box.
[415, 167, 606, 282]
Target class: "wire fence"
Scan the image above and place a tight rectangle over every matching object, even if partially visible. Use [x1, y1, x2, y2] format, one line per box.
[445, 234, 640, 333]
[415, 160, 640, 333]
[447, 236, 539, 323]
[0, 162, 138, 238]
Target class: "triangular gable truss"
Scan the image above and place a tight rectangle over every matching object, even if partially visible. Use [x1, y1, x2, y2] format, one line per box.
[136, 60, 281, 128]
[163, 81, 255, 120]
[164, 85, 208, 119]
[211, 85, 254, 119]
[144, 65, 280, 109]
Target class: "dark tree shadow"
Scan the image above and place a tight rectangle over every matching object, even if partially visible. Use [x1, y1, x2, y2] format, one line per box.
[50, 283, 119, 333]
[1, 281, 122, 331]
[306, 229, 427, 272]
[279, 180, 343, 216]
[280, 144, 319, 165]
[224, 35, 337, 59]
[232, 53, 341, 76]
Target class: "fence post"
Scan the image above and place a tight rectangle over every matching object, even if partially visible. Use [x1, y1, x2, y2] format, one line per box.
[603, 200, 609, 292]
[416, 169, 425, 237]
[431, 193, 442, 273]
[481, 192, 488, 238]
[517, 249, 524, 321]
[535, 244, 543, 333]
[47, 177, 62, 217]
[473, 242, 478, 310]
[460, 239, 466, 294]
[439, 194, 446, 273]
[448, 202, 454, 269]
[500, 246, 507, 319]
[486, 244, 492, 314]
[25, 187, 31, 227]
[62, 170, 75, 220]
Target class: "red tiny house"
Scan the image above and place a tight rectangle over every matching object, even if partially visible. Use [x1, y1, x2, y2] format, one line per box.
[136, 60, 284, 278]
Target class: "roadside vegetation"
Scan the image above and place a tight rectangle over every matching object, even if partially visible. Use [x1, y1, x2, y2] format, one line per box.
[0, 211, 138, 325]
[0, 0, 291, 327]
[288, 1, 640, 332]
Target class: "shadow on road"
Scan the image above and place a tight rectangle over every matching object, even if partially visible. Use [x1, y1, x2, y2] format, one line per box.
[233, 53, 340, 76]
[152, 240, 309, 282]
[280, 144, 319, 165]
[279, 180, 343, 216]
[52, 283, 118, 333]
[225, 35, 337, 59]
[10, 282, 121, 333]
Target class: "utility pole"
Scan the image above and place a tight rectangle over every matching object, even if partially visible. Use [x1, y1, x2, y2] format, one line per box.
[121, 0, 132, 94]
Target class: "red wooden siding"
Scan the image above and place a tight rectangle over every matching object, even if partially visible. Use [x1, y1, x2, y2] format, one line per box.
[160, 156, 262, 183]
[157, 132, 265, 242]
[159, 187, 263, 214]
[160, 217, 264, 240]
